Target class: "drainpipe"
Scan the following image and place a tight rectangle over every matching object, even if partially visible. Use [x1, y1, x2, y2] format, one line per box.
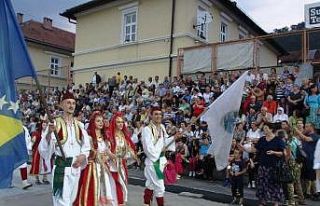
[168, 0, 176, 78]
[68, 17, 77, 24]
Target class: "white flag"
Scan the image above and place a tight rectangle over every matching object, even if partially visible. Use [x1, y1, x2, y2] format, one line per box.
[202, 71, 248, 171]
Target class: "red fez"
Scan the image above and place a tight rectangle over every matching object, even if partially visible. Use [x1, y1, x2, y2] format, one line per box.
[61, 92, 75, 102]
[150, 106, 162, 114]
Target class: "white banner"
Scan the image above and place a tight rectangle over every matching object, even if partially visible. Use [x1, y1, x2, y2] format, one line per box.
[183, 47, 212, 73]
[202, 71, 248, 171]
[216, 41, 254, 71]
[182, 41, 254, 73]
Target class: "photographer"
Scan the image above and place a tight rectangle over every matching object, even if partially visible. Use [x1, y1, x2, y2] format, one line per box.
[197, 131, 211, 178]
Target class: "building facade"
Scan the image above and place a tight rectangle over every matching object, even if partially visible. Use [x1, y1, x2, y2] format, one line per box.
[16, 14, 75, 91]
[62, 0, 279, 84]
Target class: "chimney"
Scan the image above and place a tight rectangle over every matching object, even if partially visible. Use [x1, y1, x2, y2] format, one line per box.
[17, 13, 23, 24]
[43, 17, 52, 30]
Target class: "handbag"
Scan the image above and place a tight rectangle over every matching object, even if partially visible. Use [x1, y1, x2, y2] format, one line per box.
[272, 155, 294, 184]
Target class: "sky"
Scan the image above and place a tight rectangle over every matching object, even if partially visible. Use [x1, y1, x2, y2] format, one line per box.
[11, 0, 320, 33]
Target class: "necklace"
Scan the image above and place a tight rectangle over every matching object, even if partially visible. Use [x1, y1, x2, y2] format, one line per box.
[115, 130, 124, 138]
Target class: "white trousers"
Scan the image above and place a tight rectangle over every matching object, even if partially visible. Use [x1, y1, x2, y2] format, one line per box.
[18, 162, 28, 169]
[316, 170, 320, 193]
[144, 165, 165, 197]
[96, 163, 114, 205]
[52, 166, 80, 206]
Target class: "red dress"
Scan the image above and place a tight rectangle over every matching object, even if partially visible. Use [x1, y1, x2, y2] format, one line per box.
[164, 160, 177, 185]
[175, 153, 184, 175]
[74, 111, 113, 206]
[189, 156, 198, 171]
[106, 113, 136, 205]
[29, 131, 43, 175]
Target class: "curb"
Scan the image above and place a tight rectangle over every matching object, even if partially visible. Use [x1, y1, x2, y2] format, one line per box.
[128, 176, 259, 206]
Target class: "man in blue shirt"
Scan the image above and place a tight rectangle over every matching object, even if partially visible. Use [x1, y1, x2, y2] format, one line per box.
[295, 122, 320, 199]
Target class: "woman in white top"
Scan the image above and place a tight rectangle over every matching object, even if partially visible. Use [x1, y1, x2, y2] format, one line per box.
[243, 122, 261, 144]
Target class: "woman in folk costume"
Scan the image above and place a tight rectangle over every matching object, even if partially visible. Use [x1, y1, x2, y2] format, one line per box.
[106, 112, 137, 206]
[74, 111, 114, 206]
[30, 121, 51, 184]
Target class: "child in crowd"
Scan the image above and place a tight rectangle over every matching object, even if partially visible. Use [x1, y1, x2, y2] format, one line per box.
[188, 153, 199, 177]
[228, 149, 246, 206]
[175, 149, 184, 179]
[246, 153, 258, 188]
[224, 139, 238, 187]
[164, 152, 177, 185]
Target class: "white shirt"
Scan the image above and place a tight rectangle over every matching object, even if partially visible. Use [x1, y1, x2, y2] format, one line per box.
[246, 129, 261, 141]
[92, 75, 96, 84]
[203, 92, 213, 104]
[314, 139, 320, 170]
[23, 126, 32, 153]
[273, 113, 289, 123]
[39, 120, 91, 159]
[141, 124, 174, 166]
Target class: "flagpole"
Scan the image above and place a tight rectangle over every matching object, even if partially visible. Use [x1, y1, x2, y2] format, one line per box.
[34, 78, 66, 160]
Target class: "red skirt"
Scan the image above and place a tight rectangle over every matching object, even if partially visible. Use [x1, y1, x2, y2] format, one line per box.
[74, 162, 98, 206]
[30, 150, 41, 175]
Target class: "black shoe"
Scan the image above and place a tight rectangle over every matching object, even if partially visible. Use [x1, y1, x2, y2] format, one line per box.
[42, 180, 50, 185]
[305, 194, 311, 199]
[283, 200, 289, 206]
[297, 200, 307, 205]
[22, 183, 33, 190]
[35, 180, 42, 185]
[230, 199, 237, 205]
[311, 193, 320, 201]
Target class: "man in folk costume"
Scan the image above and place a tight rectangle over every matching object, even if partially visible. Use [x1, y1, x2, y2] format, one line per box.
[30, 121, 51, 184]
[142, 107, 176, 206]
[39, 92, 91, 206]
[106, 112, 138, 206]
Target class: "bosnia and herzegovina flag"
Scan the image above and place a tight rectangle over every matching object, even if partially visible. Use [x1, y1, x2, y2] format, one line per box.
[0, 0, 37, 188]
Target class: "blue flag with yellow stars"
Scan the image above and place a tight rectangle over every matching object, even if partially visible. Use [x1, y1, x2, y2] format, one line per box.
[0, 0, 37, 188]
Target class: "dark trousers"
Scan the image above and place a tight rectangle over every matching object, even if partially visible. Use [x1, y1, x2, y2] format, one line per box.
[109, 86, 115, 97]
[248, 167, 256, 183]
[231, 176, 244, 198]
[204, 156, 214, 180]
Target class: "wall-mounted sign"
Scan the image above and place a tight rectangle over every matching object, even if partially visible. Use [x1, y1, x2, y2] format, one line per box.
[305, 2, 320, 28]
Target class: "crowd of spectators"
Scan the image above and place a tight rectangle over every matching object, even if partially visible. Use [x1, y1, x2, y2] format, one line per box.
[19, 67, 320, 205]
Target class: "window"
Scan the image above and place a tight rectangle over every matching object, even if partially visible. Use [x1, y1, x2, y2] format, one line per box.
[238, 26, 248, 39]
[220, 22, 228, 42]
[196, 7, 209, 40]
[50, 57, 60, 76]
[122, 8, 137, 43]
[239, 33, 245, 39]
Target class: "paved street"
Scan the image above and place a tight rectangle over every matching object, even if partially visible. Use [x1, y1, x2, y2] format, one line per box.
[0, 168, 227, 206]
[0, 184, 227, 206]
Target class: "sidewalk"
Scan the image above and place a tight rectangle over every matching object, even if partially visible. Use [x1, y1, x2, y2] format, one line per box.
[128, 169, 318, 206]
[0, 167, 52, 205]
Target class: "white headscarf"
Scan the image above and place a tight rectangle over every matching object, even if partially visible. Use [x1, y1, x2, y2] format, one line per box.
[273, 107, 288, 122]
